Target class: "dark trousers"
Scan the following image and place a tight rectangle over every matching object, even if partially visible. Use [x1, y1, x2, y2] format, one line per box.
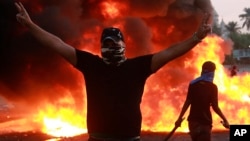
[188, 121, 212, 141]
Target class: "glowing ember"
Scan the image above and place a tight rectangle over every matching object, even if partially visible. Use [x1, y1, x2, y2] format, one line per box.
[42, 117, 86, 137]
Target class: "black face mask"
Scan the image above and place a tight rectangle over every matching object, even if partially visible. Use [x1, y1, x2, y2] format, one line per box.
[101, 41, 126, 66]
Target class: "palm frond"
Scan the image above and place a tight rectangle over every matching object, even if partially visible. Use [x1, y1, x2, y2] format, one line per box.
[239, 7, 250, 30]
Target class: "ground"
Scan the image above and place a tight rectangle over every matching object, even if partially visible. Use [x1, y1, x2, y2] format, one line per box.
[0, 130, 229, 141]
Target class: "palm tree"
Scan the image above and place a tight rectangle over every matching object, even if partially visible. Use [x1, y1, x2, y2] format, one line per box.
[225, 21, 241, 34]
[239, 8, 250, 30]
[225, 22, 243, 49]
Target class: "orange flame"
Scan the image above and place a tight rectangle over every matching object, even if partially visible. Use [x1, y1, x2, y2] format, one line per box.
[1, 23, 249, 137]
[141, 35, 250, 132]
[3, 0, 249, 138]
[33, 35, 250, 137]
[36, 95, 87, 137]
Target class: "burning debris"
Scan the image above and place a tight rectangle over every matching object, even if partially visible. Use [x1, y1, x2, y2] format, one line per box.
[0, 0, 249, 139]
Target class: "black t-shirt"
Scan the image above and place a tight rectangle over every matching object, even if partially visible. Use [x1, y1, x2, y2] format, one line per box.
[75, 49, 153, 137]
[187, 80, 218, 125]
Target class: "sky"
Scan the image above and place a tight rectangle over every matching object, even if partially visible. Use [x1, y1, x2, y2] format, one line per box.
[211, 0, 250, 33]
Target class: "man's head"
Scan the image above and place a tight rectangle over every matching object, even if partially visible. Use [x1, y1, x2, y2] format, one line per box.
[201, 61, 216, 74]
[100, 27, 126, 66]
[101, 27, 124, 43]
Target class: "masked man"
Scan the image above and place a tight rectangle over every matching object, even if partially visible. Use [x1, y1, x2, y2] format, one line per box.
[15, 2, 211, 141]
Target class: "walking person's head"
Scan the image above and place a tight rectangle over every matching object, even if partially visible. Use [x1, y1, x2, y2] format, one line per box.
[198, 61, 216, 83]
[201, 61, 216, 74]
[100, 27, 126, 66]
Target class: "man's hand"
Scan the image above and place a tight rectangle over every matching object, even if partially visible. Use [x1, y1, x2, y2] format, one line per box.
[175, 117, 185, 127]
[15, 2, 33, 26]
[193, 12, 212, 42]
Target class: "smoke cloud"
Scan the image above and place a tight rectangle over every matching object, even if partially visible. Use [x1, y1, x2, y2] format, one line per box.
[0, 0, 213, 113]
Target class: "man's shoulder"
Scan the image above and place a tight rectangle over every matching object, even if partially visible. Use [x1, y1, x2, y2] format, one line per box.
[127, 54, 153, 61]
[75, 49, 103, 69]
[192, 80, 217, 87]
[76, 49, 98, 56]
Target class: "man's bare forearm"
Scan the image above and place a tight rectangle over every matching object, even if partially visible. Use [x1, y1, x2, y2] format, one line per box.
[27, 22, 76, 65]
[15, 2, 76, 65]
[151, 36, 200, 72]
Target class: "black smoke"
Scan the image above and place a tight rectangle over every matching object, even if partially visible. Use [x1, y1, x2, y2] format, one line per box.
[0, 0, 213, 109]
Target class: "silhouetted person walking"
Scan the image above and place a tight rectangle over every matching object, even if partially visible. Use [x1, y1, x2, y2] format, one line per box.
[175, 61, 229, 141]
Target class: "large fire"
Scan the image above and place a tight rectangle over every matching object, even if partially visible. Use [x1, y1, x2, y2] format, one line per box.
[36, 35, 249, 137]
[2, 34, 249, 138]
[1, 0, 250, 139]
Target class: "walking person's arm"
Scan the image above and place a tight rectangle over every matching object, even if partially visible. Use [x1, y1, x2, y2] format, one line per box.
[211, 100, 230, 129]
[15, 2, 77, 66]
[211, 86, 230, 129]
[175, 99, 190, 127]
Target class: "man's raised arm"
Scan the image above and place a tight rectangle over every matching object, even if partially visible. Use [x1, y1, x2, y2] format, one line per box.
[15, 2, 77, 66]
[151, 13, 211, 73]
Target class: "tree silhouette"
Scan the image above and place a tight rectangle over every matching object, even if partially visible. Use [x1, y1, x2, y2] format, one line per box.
[239, 8, 250, 30]
[225, 21, 241, 34]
